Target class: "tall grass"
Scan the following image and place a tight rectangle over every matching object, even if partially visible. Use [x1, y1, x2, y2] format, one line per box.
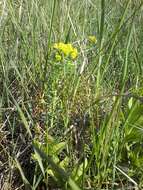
[0, 0, 143, 189]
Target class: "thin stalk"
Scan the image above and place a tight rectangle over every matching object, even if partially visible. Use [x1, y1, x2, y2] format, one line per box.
[43, 0, 56, 87]
[96, 0, 105, 91]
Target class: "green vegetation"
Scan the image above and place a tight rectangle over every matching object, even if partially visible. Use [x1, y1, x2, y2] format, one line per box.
[0, 0, 143, 189]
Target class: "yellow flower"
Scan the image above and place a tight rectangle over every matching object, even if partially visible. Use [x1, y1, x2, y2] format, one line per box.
[88, 35, 97, 43]
[55, 54, 62, 61]
[53, 42, 78, 59]
[71, 48, 78, 59]
[66, 44, 73, 52]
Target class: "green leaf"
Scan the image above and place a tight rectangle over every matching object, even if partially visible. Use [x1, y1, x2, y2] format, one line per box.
[33, 148, 45, 177]
[33, 143, 82, 190]
[52, 141, 66, 154]
[72, 158, 88, 181]
[15, 158, 31, 187]
[128, 97, 133, 109]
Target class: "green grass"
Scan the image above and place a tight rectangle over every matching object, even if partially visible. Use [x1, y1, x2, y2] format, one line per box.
[0, 0, 143, 189]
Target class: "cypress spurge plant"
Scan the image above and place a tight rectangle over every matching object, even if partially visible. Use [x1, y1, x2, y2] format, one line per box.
[1, 0, 143, 189]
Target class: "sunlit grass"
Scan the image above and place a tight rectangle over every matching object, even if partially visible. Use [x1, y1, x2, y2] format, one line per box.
[0, 0, 143, 189]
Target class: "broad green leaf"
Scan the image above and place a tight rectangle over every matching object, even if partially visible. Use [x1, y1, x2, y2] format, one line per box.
[72, 158, 88, 181]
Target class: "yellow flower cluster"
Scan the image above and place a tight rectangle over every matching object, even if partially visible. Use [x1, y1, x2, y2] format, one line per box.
[53, 42, 78, 60]
[88, 35, 97, 44]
